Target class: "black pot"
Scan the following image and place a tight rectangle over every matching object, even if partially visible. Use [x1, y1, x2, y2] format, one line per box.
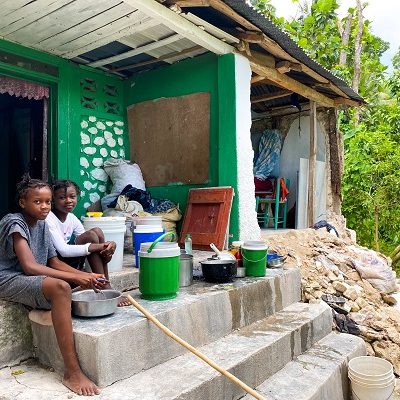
[200, 259, 237, 283]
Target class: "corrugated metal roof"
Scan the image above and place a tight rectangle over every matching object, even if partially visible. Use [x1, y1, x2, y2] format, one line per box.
[222, 0, 363, 102]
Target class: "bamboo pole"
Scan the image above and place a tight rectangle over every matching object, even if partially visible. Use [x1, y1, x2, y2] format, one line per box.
[126, 295, 266, 400]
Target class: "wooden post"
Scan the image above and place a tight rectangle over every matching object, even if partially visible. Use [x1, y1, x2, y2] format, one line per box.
[307, 101, 317, 227]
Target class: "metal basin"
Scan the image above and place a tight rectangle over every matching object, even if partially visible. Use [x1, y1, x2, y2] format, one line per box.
[71, 289, 121, 317]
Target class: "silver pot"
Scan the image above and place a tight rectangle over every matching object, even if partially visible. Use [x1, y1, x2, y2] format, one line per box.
[179, 254, 193, 287]
[71, 289, 121, 317]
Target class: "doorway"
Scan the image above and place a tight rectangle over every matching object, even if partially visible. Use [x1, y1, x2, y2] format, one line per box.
[0, 93, 47, 217]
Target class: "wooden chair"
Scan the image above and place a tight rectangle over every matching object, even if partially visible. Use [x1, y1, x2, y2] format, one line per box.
[255, 178, 290, 229]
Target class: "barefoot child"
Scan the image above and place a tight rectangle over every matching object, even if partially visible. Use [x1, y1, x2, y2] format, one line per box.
[46, 180, 130, 307]
[0, 176, 103, 396]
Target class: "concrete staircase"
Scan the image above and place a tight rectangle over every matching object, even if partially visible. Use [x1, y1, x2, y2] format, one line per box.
[0, 253, 366, 400]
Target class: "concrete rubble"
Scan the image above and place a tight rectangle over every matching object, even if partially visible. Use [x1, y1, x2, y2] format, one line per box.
[265, 223, 400, 376]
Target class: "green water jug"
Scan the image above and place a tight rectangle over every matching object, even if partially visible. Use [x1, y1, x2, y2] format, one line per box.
[139, 232, 180, 300]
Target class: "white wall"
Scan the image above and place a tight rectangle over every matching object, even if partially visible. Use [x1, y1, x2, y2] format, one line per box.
[234, 54, 261, 240]
[280, 115, 326, 212]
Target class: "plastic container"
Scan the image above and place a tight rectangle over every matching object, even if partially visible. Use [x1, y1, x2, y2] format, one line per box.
[242, 240, 268, 277]
[82, 216, 126, 272]
[133, 216, 163, 227]
[184, 234, 192, 255]
[139, 232, 180, 300]
[348, 356, 395, 400]
[133, 225, 164, 267]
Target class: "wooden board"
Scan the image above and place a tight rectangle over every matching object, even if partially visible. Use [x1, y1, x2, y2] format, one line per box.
[179, 187, 234, 250]
[127, 92, 210, 186]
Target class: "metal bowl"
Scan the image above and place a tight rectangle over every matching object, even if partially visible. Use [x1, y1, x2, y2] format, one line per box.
[71, 289, 121, 317]
[268, 256, 285, 268]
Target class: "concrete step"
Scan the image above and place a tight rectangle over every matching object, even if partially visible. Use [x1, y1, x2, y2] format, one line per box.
[241, 332, 366, 400]
[29, 268, 301, 387]
[0, 255, 138, 369]
[0, 301, 331, 400]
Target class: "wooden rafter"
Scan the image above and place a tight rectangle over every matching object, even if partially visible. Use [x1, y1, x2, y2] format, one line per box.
[88, 34, 182, 67]
[276, 60, 302, 74]
[251, 90, 292, 104]
[112, 45, 203, 71]
[247, 55, 336, 108]
[121, 0, 233, 55]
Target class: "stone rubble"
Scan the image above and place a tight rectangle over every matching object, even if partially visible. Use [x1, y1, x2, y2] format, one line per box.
[265, 226, 400, 376]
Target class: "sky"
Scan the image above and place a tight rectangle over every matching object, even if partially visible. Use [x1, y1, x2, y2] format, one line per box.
[270, 0, 399, 70]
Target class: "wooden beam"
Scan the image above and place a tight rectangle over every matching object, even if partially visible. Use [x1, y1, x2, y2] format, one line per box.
[250, 50, 275, 68]
[276, 60, 302, 74]
[121, 0, 234, 55]
[247, 56, 335, 108]
[165, 0, 210, 6]
[251, 75, 266, 84]
[334, 97, 362, 107]
[307, 100, 317, 227]
[234, 31, 264, 43]
[88, 34, 182, 67]
[208, 0, 261, 31]
[62, 18, 160, 59]
[251, 90, 292, 104]
[112, 45, 203, 71]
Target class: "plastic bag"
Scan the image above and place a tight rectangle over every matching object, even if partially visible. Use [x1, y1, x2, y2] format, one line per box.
[103, 158, 146, 193]
[349, 246, 397, 294]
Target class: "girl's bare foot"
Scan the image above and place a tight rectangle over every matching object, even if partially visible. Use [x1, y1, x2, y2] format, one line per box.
[63, 370, 100, 396]
[118, 295, 131, 307]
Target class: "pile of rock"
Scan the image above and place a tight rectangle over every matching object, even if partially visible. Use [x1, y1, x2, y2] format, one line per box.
[265, 227, 400, 375]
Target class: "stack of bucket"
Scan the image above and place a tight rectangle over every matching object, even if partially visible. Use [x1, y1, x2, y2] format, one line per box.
[348, 356, 396, 400]
[132, 216, 164, 268]
[82, 216, 126, 272]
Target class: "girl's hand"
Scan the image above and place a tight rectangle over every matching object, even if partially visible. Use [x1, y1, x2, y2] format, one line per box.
[73, 272, 106, 289]
[100, 241, 116, 261]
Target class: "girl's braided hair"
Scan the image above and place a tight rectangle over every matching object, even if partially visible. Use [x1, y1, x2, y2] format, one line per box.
[15, 174, 51, 203]
[52, 180, 81, 196]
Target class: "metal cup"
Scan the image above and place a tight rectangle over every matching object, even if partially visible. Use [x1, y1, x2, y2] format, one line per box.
[179, 254, 193, 287]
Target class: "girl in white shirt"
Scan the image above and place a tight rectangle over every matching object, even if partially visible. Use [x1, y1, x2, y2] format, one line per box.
[46, 180, 130, 306]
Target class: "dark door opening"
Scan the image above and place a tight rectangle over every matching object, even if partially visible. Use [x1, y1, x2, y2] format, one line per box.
[0, 93, 46, 217]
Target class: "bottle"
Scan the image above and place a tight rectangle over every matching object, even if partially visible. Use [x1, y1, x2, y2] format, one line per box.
[184, 234, 192, 255]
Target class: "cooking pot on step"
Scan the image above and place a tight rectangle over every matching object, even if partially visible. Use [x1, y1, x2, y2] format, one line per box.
[200, 259, 237, 283]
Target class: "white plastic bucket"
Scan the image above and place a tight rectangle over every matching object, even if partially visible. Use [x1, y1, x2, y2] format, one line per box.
[348, 356, 395, 400]
[82, 217, 126, 272]
[132, 216, 163, 227]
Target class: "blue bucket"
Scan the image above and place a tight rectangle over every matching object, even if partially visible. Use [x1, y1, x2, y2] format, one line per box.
[133, 225, 164, 267]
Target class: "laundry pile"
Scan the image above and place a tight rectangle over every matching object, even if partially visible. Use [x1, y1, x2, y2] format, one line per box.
[266, 222, 400, 376]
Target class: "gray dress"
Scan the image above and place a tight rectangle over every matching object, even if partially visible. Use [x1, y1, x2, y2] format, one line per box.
[0, 213, 57, 309]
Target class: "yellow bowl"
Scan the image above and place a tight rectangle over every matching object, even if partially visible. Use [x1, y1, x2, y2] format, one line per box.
[86, 212, 103, 217]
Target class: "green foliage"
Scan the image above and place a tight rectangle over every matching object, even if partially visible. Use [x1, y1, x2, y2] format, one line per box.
[253, 0, 400, 270]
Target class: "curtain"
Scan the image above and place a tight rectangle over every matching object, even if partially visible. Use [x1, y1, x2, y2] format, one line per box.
[0, 76, 49, 100]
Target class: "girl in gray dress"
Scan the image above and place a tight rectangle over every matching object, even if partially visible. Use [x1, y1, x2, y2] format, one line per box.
[0, 176, 104, 396]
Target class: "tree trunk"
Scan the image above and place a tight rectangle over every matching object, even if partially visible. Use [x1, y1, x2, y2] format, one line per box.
[339, 12, 353, 66]
[352, 0, 363, 93]
[374, 205, 380, 252]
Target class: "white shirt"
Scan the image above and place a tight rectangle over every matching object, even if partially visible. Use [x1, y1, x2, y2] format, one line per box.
[46, 211, 90, 257]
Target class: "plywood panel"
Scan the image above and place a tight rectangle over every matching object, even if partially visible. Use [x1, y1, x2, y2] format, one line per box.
[127, 92, 210, 186]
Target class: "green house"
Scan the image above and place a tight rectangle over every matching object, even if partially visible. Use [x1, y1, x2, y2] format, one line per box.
[0, 0, 362, 242]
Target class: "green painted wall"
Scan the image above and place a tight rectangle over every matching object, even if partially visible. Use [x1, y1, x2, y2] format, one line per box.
[0, 40, 240, 239]
[124, 53, 239, 239]
[0, 40, 127, 217]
